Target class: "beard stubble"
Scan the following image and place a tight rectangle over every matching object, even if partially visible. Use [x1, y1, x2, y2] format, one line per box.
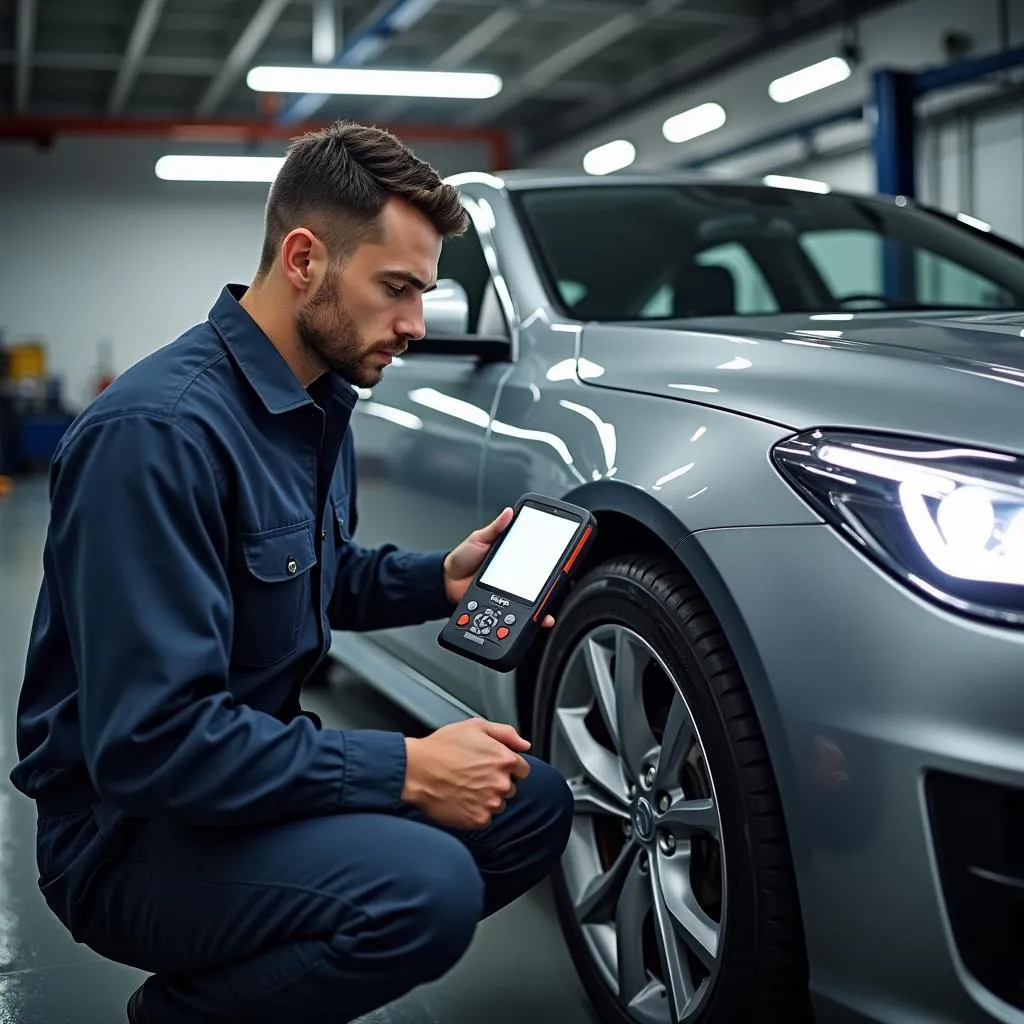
[296, 279, 404, 388]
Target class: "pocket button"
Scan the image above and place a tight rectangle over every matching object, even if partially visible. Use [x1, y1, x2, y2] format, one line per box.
[286, 557, 298, 574]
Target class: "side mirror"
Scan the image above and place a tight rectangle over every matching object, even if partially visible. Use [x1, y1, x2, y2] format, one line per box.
[411, 277, 512, 363]
[423, 279, 470, 336]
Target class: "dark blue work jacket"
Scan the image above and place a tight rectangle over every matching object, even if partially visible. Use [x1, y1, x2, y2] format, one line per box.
[9, 284, 453, 934]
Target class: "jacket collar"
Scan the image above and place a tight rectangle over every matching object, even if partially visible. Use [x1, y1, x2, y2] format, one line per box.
[209, 283, 358, 417]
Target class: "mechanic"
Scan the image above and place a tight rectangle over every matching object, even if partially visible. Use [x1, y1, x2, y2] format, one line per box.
[9, 120, 574, 1024]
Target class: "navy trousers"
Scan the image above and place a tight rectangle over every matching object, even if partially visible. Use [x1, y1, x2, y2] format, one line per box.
[77, 753, 574, 1023]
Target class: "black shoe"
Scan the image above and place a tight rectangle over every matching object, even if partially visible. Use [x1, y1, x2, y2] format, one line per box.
[126, 981, 150, 1024]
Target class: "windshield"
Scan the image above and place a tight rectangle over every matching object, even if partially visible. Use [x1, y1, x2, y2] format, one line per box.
[513, 183, 1024, 321]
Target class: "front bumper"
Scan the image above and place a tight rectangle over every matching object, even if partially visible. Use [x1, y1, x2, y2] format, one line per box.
[678, 523, 1024, 1024]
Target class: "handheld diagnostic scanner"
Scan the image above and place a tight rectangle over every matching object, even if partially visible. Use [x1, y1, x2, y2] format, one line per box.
[437, 493, 597, 672]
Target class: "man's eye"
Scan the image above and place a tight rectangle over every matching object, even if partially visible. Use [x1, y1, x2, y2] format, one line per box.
[385, 283, 405, 297]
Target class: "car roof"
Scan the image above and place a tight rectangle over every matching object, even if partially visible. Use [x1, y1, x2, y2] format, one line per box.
[447, 167, 880, 204]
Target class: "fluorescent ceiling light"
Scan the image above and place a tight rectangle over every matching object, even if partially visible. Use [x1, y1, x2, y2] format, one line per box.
[246, 65, 502, 98]
[769, 56, 851, 103]
[155, 155, 284, 182]
[583, 139, 635, 176]
[957, 212, 992, 232]
[764, 173, 831, 194]
[662, 102, 727, 144]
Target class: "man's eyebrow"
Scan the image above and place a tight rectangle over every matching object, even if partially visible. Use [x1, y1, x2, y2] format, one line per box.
[385, 270, 435, 293]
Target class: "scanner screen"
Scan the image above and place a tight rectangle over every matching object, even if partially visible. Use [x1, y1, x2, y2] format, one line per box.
[479, 505, 579, 602]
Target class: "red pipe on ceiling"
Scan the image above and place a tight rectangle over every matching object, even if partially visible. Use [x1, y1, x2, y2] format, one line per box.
[0, 116, 511, 171]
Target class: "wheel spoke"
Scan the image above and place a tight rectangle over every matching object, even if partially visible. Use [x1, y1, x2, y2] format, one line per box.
[552, 623, 726, 1024]
[663, 796, 719, 840]
[657, 847, 720, 971]
[583, 636, 621, 750]
[614, 849, 652, 1005]
[650, 854, 700, 1021]
[613, 629, 658, 777]
[654, 692, 695, 793]
[575, 838, 638, 924]
[570, 778, 630, 820]
[556, 706, 630, 806]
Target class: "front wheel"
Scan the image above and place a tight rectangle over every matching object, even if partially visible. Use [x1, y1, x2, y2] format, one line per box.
[533, 553, 811, 1024]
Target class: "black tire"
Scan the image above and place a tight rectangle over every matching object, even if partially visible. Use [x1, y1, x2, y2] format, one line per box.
[532, 552, 812, 1024]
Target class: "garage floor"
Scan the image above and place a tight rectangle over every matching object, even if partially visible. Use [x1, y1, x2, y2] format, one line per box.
[0, 477, 601, 1024]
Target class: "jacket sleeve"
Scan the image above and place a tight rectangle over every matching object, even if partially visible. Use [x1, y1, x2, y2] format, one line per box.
[326, 430, 455, 631]
[327, 541, 454, 631]
[49, 412, 408, 827]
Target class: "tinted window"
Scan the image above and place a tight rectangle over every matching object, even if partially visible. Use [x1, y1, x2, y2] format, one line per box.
[514, 184, 1024, 321]
[436, 225, 491, 332]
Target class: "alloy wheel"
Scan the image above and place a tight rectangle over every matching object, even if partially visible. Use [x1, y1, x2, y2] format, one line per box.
[548, 623, 726, 1024]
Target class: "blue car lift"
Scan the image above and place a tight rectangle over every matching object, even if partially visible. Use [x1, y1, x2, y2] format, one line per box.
[874, 45, 1024, 299]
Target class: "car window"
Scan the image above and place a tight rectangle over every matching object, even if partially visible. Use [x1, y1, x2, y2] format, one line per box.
[514, 184, 1024, 320]
[799, 230, 883, 297]
[697, 243, 779, 313]
[917, 251, 1015, 308]
[640, 244, 778, 317]
[436, 223, 507, 335]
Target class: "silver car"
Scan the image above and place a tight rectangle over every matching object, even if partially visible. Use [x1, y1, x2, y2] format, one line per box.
[329, 171, 1024, 1024]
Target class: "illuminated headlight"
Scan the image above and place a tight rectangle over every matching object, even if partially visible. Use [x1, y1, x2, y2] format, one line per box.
[772, 430, 1024, 626]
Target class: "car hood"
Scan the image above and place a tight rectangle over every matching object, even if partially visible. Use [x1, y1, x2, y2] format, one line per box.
[578, 311, 1024, 453]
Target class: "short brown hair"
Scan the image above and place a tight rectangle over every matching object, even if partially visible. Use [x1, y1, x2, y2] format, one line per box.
[255, 119, 468, 278]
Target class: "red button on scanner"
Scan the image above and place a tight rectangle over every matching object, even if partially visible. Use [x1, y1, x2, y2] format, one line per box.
[496, 626, 510, 639]
[457, 613, 470, 626]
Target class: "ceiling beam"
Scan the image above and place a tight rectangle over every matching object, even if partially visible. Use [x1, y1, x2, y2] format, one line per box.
[0, 50, 228, 75]
[457, 0, 690, 125]
[195, 0, 293, 117]
[374, 3, 529, 122]
[0, 115, 512, 169]
[107, 0, 169, 115]
[15, 0, 38, 114]
[441, 0, 752, 26]
[312, 0, 339, 63]
[525, 0, 900, 156]
[275, 0, 447, 125]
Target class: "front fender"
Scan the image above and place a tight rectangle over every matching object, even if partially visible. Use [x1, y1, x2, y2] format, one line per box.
[555, 479, 801, 884]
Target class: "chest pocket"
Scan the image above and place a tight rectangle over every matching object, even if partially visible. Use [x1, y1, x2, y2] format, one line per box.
[233, 520, 317, 668]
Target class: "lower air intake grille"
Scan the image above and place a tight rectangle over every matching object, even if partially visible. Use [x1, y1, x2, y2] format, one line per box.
[926, 770, 1024, 1011]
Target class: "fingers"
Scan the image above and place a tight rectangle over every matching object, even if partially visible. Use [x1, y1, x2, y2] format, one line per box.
[541, 614, 555, 628]
[481, 720, 531, 752]
[509, 754, 531, 780]
[477, 506, 513, 543]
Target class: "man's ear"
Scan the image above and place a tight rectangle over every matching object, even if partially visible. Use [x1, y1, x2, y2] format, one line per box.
[280, 228, 327, 294]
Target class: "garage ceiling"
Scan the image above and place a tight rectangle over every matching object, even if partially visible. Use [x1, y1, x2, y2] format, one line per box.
[1, 0, 897, 157]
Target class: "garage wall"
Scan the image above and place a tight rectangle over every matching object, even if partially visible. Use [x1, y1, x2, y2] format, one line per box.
[0, 132, 493, 411]
[528, 0, 1024, 240]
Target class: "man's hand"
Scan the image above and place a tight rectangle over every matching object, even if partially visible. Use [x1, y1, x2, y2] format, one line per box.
[443, 507, 555, 627]
[402, 718, 533, 830]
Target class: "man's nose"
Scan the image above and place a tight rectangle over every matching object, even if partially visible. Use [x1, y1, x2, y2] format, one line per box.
[397, 299, 426, 342]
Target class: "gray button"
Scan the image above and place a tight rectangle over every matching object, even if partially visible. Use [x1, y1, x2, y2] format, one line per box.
[504, 614, 516, 624]
[286, 557, 298, 574]
[467, 601, 478, 611]
[322, 529, 327, 540]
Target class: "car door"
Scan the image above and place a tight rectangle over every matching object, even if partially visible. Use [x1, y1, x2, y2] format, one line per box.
[344, 210, 513, 705]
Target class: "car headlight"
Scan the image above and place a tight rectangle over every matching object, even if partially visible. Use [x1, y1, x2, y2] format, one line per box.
[772, 430, 1024, 627]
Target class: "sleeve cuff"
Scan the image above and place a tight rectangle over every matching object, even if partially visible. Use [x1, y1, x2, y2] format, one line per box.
[338, 729, 408, 812]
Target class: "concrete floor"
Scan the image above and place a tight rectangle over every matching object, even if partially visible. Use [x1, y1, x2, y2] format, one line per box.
[0, 477, 601, 1024]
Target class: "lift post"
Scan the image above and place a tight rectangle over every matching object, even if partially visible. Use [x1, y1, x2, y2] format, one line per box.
[871, 44, 1024, 302]
[872, 69, 917, 302]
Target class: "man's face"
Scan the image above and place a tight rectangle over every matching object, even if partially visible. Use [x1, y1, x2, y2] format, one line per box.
[296, 198, 441, 388]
